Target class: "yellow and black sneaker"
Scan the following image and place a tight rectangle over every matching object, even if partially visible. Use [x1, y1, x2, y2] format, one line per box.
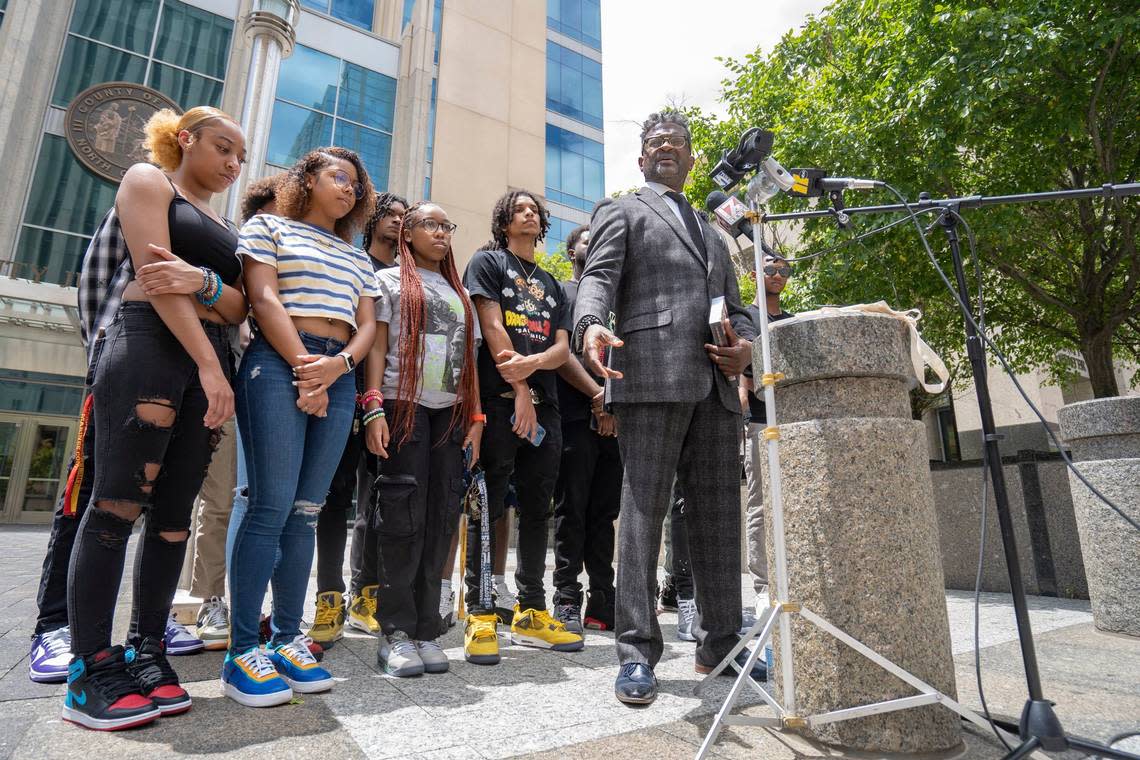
[511, 607, 584, 652]
[306, 591, 345, 648]
[463, 613, 500, 665]
[347, 585, 380, 634]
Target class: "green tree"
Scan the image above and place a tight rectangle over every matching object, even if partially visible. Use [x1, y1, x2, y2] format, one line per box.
[537, 243, 574, 282]
[684, 0, 1139, 396]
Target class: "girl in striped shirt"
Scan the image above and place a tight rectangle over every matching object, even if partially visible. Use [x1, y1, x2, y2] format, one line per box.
[224, 147, 378, 708]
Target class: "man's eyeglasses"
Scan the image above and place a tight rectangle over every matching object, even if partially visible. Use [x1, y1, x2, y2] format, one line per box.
[411, 218, 458, 235]
[763, 265, 793, 278]
[643, 134, 689, 150]
[330, 169, 364, 200]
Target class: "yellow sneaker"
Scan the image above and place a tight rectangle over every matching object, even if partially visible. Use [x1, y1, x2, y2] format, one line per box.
[511, 607, 584, 652]
[347, 585, 380, 634]
[463, 613, 500, 665]
[306, 591, 345, 647]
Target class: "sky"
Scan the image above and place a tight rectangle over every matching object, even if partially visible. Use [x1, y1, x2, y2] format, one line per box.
[600, 0, 831, 194]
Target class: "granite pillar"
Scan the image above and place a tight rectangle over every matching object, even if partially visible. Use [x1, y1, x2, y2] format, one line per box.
[762, 312, 960, 753]
[1058, 396, 1140, 637]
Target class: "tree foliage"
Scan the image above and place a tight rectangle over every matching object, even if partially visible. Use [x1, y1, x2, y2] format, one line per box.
[537, 244, 574, 282]
[684, 0, 1140, 396]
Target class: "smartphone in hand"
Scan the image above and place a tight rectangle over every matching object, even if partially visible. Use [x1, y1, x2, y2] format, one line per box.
[509, 414, 546, 447]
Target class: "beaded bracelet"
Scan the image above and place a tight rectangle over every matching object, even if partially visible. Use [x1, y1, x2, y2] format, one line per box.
[195, 269, 219, 306]
[202, 273, 223, 308]
[195, 267, 212, 297]
[360, 389, 383, 409]
[362, 407, 386, 426]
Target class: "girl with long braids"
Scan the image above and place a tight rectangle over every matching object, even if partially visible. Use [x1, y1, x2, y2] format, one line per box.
[364, 202, 484, 677]
[224, 147, 377, 707]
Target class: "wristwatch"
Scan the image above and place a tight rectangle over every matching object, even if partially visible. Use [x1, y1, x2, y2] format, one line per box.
[338, 352, 355, 373]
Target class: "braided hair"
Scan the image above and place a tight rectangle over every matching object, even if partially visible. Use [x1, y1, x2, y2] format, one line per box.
[390, 202, 478, 447]
[489, 189, 550, 251]
[362, 191, 409, 251]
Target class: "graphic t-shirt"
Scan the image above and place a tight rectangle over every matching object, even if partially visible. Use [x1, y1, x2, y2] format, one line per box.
[374, 267, 480, 409]
[463, 248, 572, 407]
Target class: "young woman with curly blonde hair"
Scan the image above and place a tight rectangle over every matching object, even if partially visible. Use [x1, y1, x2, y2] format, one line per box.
[64, 105, 247, 731]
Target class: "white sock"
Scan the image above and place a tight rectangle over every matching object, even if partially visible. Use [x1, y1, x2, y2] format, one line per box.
[440, 579, 452, 590]
[493, 574, 506, 587]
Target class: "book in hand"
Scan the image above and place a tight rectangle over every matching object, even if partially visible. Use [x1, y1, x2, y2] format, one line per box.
[708, 296, 737, 381]
[709, 296, 729, 346]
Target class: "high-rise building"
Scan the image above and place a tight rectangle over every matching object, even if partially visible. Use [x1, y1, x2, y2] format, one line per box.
[0, 0, 605, 523]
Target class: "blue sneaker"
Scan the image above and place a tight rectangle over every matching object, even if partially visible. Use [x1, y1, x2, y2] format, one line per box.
[222, 647, 292, 708]
[268, 635, 334, 693]
[29, 626, 71, 683]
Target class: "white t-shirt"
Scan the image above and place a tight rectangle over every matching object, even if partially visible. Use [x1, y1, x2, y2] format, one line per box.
[374, 266, 481, 409]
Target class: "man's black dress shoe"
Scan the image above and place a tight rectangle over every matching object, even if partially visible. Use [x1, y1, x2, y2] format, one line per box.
[615, 662, 657, 705]
[695, 649, 768, 681]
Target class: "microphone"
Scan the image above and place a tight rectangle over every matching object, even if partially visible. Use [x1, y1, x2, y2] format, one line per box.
[705, 190, 754, 241]
[790, 168, 881, 196]
[705, 190, 779, 256]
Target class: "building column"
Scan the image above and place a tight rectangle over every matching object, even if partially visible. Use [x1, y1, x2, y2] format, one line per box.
[387, 0, 435, 202]
[0, 0, 73, 264]
[224, 0, 299, 222]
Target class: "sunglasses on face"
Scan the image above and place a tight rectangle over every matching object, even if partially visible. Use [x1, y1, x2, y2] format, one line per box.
[764, 265, 793, 278]
[410, 218, 458, 235]
[643, 134, 689, 150]
[329, 169, 364, 200]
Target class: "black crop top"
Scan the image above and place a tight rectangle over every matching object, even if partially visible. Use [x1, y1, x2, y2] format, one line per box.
[167, 193, 242, 285]
[127, 177, 241, 285]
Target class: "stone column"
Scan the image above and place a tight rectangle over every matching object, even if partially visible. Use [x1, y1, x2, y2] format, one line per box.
[1057, 396, 1140, 637]
[763, 312, 960, 753]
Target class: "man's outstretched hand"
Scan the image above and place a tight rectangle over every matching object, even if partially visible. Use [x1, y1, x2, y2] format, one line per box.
[582, 323, 624, 379]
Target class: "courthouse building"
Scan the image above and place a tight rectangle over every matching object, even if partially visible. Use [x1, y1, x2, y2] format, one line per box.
[0, 0, 605, 522]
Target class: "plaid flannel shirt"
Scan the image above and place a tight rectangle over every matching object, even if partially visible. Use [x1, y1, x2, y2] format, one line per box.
[77, 207, 132, 361]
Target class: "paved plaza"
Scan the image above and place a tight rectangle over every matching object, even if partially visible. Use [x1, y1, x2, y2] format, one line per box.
[0, 525, 1137, 759]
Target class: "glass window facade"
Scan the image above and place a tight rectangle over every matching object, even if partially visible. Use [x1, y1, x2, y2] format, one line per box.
[0, 0, 8, 27]
[301, 0, 375, 31]
[16, 0, 233, 287]
[545, 124, 604, 213]
[0, 370, 86, 417]
[51, 0, 230, 108]
[267, 44, 398, 190]
[402, 0, 443, 63]
[547, 0, 601, 50]
[546, 216, 583, 253]
[546, 41, 602, 129]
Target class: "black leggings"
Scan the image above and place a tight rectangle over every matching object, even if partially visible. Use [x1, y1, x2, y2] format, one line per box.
[68, 303, 230, 655]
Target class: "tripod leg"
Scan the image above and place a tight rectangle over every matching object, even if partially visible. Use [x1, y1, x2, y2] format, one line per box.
[1068, 736, 1140, 760]
[1001, 736, 1040, 760]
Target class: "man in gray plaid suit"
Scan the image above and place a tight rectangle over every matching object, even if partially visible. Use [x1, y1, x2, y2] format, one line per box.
[574, 110, 760, 705]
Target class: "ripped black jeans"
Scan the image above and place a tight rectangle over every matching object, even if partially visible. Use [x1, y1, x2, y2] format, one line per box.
[68, 302, 231, 656]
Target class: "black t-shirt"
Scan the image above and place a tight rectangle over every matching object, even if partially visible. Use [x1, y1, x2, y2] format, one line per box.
[745, 305, 793, 423]
[554, 280, 599, 424]
[463, 248, 572, 407]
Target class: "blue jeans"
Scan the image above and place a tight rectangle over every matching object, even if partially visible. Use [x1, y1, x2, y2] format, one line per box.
[228, 332, 356, 653]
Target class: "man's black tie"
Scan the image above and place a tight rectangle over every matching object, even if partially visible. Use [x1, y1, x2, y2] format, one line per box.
[665, 190, 707, 263]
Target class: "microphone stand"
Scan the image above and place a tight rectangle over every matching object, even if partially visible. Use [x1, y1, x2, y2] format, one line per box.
[698, 182, 1140, 760]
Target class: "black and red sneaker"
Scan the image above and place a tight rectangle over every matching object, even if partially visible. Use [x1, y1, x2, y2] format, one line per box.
[584, 589, 615, 631]
[62, 645, 160, 731]
[126, 637, 191, 716]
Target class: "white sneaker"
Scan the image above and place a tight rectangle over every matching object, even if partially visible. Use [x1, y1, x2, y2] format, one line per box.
[677, 597, 697, 642]
[379, 631, 424, 677]
[492, 581, 518, 625]
[196, 596, 230, 650]
[415, 639, 449, 673]
[439, 583, 456, 629]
